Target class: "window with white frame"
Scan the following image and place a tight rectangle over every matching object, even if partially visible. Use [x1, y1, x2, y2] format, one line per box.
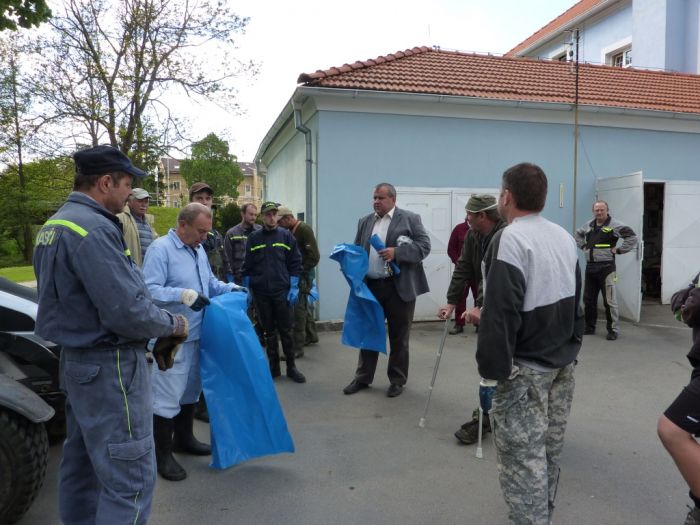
[608, 47, 632, 67]
[245, 184, 251, 196]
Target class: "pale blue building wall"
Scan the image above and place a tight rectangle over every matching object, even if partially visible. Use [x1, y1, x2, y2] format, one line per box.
[529, 3, 632, 63]
[265, 125, 309, 215]
[527, 0, 700, 73]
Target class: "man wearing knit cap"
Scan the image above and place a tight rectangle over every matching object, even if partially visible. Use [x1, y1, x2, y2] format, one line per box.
[438, 193, 506, 445]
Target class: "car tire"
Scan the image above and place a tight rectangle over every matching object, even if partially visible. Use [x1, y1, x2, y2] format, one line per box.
[0, 409, 49, 524]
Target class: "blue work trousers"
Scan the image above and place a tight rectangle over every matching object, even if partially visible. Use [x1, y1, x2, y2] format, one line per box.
[58, 346, 156, 525]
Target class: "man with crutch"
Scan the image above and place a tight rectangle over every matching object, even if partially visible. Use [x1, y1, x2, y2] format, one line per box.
[437, 194, 505, 445]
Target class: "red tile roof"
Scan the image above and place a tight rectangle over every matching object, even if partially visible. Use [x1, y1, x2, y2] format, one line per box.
[506, 0, 608, 56]
[297, 47, 700, 115]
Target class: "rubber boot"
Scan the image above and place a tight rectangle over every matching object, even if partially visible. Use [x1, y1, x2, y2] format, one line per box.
[194, 395, 209, 423]
[173, 404, 211, 456]
[284, 352, 306, 383]
[267, 340, 281, 378]
[153, 415, 187, 481]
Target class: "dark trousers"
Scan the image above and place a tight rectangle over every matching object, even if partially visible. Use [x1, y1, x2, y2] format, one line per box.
[293, 291, 310, 353]
[354, 278, 415, 386]
[454, 280, 478, 326]
[584, 265, 616, 333]
[254, 292, 295, 362]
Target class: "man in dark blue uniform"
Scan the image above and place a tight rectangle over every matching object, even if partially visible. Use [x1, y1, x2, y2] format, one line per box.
[242, 201, 306, 383]
[33, 145, 188, 525]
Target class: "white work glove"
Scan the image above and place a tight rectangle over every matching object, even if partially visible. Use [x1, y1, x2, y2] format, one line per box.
[181, 289, 210, 311]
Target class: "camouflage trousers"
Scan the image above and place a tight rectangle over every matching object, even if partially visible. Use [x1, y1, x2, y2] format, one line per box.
[491, 363, 576, 525]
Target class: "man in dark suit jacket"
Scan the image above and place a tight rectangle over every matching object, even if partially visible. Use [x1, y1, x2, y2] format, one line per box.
[343, 183, 431, 398]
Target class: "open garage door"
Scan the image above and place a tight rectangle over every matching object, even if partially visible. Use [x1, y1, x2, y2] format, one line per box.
[596, 172, 644, 322]
[662, 181, 700, 303]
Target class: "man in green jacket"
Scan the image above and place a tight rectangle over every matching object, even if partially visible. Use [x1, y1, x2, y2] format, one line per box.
[437, 194, 505, 445]
[118, 187, 158, 266]
[278, 206, 320, 358]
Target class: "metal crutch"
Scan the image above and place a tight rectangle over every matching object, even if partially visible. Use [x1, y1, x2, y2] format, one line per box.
[476, 406, 484, 459]
[475, 378, 496, 459]
[418, 318, 451, 428]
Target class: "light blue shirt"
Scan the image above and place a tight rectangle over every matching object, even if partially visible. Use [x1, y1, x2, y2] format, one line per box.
[143, 229, 234, 341]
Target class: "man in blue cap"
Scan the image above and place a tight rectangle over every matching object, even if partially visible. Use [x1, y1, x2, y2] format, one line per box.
[33, 145, 188, 525]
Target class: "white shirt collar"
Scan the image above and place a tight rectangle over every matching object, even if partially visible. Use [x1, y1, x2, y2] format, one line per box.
[374, 206, 396, 221]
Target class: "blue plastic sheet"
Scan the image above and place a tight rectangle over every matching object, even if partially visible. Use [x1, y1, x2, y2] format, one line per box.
[330, 244, 386, 353]
[200, 292, 294, 469]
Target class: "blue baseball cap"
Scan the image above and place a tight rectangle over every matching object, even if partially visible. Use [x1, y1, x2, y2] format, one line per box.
[73, 145, 146, 178]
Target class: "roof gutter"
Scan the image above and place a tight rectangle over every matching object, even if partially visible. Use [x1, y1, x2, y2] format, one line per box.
[293, 85, 700, 123]
[292, 95, 313, 227]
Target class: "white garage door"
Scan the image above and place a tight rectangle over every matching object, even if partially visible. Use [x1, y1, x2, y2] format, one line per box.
[396, 187, 499, 320]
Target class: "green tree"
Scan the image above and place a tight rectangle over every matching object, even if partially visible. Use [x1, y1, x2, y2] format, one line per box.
[0, 0, 51, 31]
[0, 37, 35, 261]
[179, 133, 244, 202]
[216, 201, 242, 233]
[0, 157, 74, 261]
[30, 0, 254, 168]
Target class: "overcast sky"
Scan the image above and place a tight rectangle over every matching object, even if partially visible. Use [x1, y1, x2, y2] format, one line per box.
[181, 0, 579, 161]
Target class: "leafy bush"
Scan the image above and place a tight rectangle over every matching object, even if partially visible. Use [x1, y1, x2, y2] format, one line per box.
[149, 207, 180, 236]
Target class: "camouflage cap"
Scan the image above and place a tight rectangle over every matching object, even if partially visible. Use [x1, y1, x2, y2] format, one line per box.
[465, 194, 498, 213]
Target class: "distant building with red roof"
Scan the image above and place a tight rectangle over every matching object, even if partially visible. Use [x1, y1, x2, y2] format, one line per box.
[507, 0, 700, 74]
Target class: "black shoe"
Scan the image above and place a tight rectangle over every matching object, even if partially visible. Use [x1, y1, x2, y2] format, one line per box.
[173, 404, 211, 456]
[386, 384, 404, 398]
[286, 366, 306, 383]
[606, 332, 618, 341]
[343, 380, 369, 395]
[454, 413, 491, 445]
[294, 349, 304, 359]
[584, 327, 595, 335]
[153, 415, 187, 481]
[304, 338, 319, 346]
[449, 325, 464, 335]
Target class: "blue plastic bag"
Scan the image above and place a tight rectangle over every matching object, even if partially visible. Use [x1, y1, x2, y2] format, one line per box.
[200, 292, 294, 469]
[330, 243, 386, 353]
[369, 234, 400, 276]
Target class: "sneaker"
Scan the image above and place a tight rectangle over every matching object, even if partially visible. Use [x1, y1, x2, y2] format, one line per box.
[449, 325, 464, 335]
[684, 506, 700, 525]
[606, 332, 618, 341]
[454, 412, 491, 445]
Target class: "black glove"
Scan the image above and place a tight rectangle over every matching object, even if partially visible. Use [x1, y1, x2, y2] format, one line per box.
[153, 314, 189, 371]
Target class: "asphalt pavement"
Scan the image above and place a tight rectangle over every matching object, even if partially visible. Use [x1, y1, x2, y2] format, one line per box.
[20, 304, 694, 524]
